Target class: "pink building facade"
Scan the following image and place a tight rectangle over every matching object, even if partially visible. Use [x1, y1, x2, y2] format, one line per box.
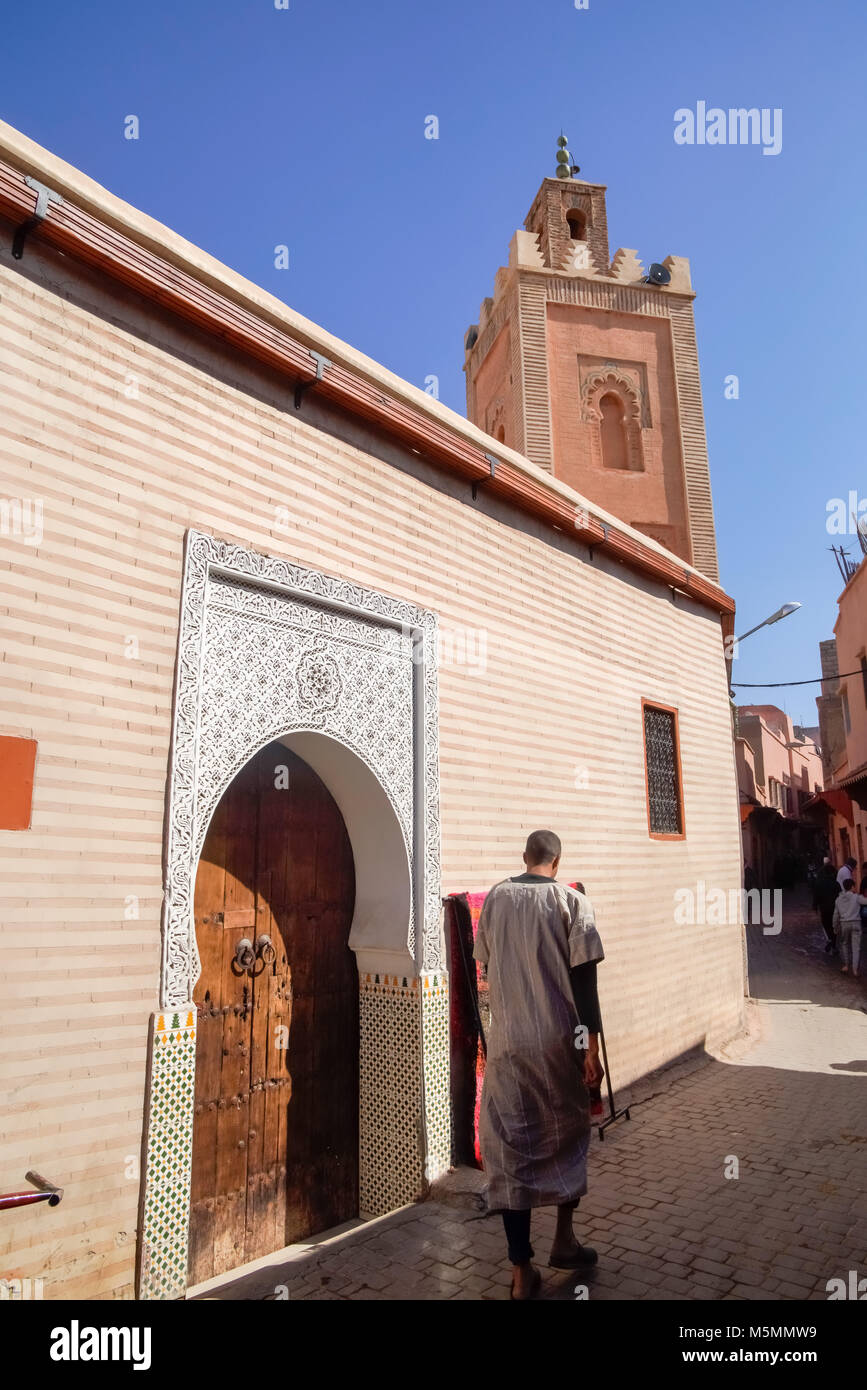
[736, 705, 824, 887]
[809, 559, 867, 874]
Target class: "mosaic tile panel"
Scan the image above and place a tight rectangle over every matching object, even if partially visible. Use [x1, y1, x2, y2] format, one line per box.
[359, 973, 424, 1216]
[141, 977, 451, 1295]
[139, 1009, 197, 1300]
[421, 972, 451, 1185]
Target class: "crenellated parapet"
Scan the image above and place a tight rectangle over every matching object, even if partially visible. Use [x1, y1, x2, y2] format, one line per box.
[609, 248, 646, 283]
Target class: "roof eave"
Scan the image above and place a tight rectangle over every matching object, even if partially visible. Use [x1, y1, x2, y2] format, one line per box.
[0, 122, 734, 618]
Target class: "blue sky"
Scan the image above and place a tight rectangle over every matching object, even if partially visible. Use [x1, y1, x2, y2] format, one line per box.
[2, 0, 864, 725]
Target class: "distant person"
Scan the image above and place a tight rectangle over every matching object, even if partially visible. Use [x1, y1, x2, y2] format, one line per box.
[813, 861, 841, 954]
[473, 831, 604, 1300]
[837, 857, 857, 890]
[832, 879, 867, 976]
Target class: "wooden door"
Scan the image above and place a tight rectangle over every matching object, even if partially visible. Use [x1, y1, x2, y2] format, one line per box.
[188, 743, 357, 1284]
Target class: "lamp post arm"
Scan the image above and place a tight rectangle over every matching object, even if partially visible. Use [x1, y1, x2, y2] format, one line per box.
[735, 621, 766, 643]
[736, 603, 801, 646]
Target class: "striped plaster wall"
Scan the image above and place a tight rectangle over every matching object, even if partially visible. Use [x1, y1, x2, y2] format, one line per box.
[0, 236, 743, 1299]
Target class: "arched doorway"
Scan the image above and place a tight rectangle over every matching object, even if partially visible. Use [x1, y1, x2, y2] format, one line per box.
[187, 741, 357, 1284]
[139, 532, 446, 1301]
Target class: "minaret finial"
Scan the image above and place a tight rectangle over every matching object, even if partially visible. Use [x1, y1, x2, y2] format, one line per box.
[555, 132, 580, 179]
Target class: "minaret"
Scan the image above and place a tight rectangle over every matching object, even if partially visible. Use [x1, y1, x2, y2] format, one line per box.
[463, 137, 719, 581]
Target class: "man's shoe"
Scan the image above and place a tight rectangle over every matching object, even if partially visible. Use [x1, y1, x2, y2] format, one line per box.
[548, 1244, 598, 1270]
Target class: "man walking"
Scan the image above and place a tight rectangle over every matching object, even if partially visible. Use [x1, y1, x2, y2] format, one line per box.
[473, 830, 605, 1299]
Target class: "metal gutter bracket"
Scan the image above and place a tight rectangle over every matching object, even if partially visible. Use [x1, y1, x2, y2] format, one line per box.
[294, 350, 331, 409]
[588, 521, 609, 561]
[12, 176, 63, 260]
[472, 452, 499, 500]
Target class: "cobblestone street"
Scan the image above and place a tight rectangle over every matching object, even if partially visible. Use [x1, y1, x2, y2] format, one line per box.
[192, 889, 867, 1302]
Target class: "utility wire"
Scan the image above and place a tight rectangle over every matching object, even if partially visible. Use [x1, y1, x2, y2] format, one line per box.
[731, 667, 865, 689]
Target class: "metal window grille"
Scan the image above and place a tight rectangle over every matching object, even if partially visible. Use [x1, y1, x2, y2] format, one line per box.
[644, 705, 682, 835]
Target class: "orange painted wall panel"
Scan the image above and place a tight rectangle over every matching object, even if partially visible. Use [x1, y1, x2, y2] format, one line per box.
[0, 735, 36, 830]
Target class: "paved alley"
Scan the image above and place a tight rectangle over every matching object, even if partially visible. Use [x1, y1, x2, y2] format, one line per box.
[192, 888, 867, 1302]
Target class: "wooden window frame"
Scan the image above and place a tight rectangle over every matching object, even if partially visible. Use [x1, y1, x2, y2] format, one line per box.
[641, 698, 686, 841]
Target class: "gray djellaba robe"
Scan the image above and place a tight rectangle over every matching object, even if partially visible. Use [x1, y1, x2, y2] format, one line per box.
[473, 874, 605, 1210]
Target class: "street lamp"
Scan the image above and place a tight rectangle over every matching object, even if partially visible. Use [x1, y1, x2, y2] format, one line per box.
[735, 602, 801, 644]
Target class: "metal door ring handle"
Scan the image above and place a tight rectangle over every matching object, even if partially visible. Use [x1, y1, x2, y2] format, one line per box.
[233, 937, 256, 971]
[256, 934, 276, 965]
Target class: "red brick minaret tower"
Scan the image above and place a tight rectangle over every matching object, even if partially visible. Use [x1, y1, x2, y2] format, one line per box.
[463, 136, 719, 581]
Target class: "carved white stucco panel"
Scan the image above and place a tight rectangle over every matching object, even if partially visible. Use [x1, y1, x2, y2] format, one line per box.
[161, 531, 442, 1009]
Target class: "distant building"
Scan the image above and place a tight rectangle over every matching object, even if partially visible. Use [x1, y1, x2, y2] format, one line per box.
[736, 705, 824, 886]
[807, 557, 867, 870]
[815, 641, 847, 789]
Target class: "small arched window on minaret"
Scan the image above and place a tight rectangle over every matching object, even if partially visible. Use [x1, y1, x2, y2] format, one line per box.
[566, 210, 587, 241]
[488, 403, 507, 446]
[585, 371, 645, 473]
[599, 392, 630, 471]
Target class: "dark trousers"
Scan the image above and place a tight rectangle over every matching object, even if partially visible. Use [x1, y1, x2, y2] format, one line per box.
[502, 1200, 579, 1264]
[820, 905, 836, 946]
